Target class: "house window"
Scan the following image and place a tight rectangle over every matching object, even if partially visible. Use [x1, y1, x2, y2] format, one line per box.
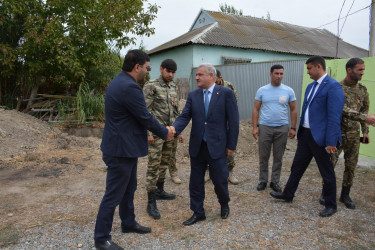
[223, 57, 252, 65]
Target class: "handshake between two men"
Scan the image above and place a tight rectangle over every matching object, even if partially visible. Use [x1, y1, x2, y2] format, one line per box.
[164, 126, 235, 156]
[166, 126, 176, 140]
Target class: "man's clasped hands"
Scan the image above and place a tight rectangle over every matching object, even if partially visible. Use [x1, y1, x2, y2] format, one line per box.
[166, 126, 176, 140]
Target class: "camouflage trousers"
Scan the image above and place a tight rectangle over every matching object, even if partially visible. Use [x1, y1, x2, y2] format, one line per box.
[331, 131, 360, 188]
[146, 136, 174, 192]
[168, 138, 178, 177]
[207, 154, 235, 171]
[227, 154, 235, 171]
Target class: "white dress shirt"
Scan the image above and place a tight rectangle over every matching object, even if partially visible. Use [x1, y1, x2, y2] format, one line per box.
[303, 73, 327, 128]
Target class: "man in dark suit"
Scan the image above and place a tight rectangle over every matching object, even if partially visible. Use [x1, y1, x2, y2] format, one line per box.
[173, 63, 239, 226]
[94, 50, 175, 250]
[270, 56, 345, 217]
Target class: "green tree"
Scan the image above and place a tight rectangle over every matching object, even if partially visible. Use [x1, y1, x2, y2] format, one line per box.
[219, 3, 243, 16]
[0, 0, 158, 108]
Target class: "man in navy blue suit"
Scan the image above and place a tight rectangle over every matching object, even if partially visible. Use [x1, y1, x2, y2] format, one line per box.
[270, 56, 344, 217]
[94, 50, 175, 250]
[173, 63, 239, 226]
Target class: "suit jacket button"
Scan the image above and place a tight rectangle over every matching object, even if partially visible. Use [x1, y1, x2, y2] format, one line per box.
[205, 122, 207, 124]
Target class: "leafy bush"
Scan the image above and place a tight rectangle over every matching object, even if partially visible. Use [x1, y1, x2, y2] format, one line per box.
[75, 82, 105, 123]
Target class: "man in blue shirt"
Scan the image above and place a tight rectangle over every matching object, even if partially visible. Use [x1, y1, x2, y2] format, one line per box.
[252, 64, 297, 192]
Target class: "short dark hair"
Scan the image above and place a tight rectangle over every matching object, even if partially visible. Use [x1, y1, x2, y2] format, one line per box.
[346, 58, 364, 70]
[161, 59, 177, 71]
[306, 56, 326, 71]
[270, 64, 284, 73]
[216, 70, 222, 77]
[122, 49, 150, 72]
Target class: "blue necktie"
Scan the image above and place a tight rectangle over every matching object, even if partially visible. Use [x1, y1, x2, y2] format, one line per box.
[301, 81, 318, 125]
[203, 90, 210, 141]
[306, 81, 318, 106]
[204, 90, 210, 118]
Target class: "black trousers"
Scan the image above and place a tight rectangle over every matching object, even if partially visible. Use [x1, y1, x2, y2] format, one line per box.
[94, 154, 138, 243]
[189, 141, 230, 216]
[283, 128, 337, 209]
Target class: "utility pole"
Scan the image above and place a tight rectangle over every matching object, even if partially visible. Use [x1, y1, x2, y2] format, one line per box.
[370, 0, 375, 56]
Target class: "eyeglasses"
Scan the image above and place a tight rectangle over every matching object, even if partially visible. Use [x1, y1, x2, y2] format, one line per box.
[141, 65, 152, 72]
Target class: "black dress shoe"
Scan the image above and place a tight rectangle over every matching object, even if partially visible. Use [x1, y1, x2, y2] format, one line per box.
[319, 207, 337, 217]
[270, 192, 293, 202]
[257, 182, 267, 191]
[182, 214, 206, 226]
[95, 240, 124, 250]
[270, 182, 282, 193]
[122, 222, 151, 234]
[221, 204, 230, 219]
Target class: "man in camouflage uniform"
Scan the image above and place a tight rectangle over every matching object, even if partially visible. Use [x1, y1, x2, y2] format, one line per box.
[143, 59, 183, 219]
[204, 70, 240, 185]
[320, 58, 375, 209]
[168, 134, 184, 184]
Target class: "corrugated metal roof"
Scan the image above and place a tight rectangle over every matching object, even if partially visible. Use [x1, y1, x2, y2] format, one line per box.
[148, 10, 368, 58]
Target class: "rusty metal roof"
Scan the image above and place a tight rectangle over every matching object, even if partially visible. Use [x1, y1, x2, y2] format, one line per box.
[148, 10, 368, 58]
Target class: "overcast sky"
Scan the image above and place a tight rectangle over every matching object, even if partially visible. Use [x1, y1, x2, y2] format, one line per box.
[124, 0, 371, 54]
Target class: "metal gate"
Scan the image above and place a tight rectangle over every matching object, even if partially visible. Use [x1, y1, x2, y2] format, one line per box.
[189, 59, 306, 122]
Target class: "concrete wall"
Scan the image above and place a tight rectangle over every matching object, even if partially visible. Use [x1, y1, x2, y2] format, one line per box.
[190, 60, 306, 122]
[301, 57, 375, 159]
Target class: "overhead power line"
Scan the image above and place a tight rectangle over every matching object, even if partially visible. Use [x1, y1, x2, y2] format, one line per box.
[336, 0, 356, 58]
[243, 4, 370, 47]
[339, 0, 355, 36]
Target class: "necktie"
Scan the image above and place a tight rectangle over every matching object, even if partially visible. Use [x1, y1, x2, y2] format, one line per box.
[204, 90, 210, 118]
[301, 81, 318, 125]
[306, 81, 318, 106]
[203, 90, 210, 141]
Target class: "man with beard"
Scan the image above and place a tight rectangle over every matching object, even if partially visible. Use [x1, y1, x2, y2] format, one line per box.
[319, 58, 375, 209]
[270, 56, 344, 217]
[143, 59, 184, 219]
[94, 50, 175, 250]
[252, 64, 297, 193]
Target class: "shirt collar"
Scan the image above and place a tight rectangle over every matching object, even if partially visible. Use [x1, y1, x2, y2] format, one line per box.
[316, 73, 327, 85]
[158, 76, 171, 87]
[341, 78, 358, 87]
[208, 83, 215, 93]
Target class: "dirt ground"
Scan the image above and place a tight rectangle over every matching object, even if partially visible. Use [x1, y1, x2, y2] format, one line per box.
[1, 108, 375, 249]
